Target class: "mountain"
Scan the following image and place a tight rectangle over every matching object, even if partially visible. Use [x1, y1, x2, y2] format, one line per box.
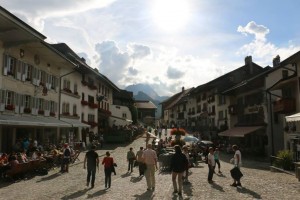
[124, 84, 169, 118]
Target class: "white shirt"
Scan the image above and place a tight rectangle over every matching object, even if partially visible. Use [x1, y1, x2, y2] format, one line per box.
[208, 153, 215, 166]
[234, 150, 242, 166]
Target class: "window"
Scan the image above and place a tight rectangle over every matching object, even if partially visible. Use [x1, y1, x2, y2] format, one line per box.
[50, 75, 58, 90]
[88, 95, 94, 104]
[25, 95, 31, 108]
[62, 102, 70, 114]
[74, 84, 78, 94]
[218, 95, 226, 105]
[41, 70, 46, 85]
[73, 104, 77, 115]
[5, 91, 15, 105]
[219, 110, 224, 120]
[82, 93, 85, 101]
[88, 114, 95, 122]
[50, 101, 55, 112]
[38, 98, 44, 110]
[282, 70, 288, 79]
[63, 79, 70, 89]
[26, 65, 33, 81]
[4, 55, 17, 76]
[122, 113, 127, 118]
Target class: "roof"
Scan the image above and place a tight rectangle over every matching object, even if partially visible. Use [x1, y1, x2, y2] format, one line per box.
[218, 126, 264, 137]
[135, 101, 157, 109]
[51, 43, 119, 91]
[164, 88, 193, 110]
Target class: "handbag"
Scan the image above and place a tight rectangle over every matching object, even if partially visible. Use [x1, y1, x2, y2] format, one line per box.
[230, 167, 243, 180]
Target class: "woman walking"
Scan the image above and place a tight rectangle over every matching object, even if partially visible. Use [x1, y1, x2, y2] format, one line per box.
[170, 145, 188, 196]
[102, 151, 114, 188]
[230, 145, 242, 187]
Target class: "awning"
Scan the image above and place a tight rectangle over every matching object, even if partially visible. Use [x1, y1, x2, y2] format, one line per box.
[218, 126, 264, 137]
[60, 118, 90, 128]
[286, 113, 300, 122]
[0, 115, 71, 127]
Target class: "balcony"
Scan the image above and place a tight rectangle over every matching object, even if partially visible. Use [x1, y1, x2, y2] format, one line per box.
[273, 98, 296, 113]
[88, 102, 99, 109]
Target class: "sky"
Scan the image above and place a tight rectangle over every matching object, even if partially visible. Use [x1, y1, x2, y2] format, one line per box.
[1, 0, 300, 96]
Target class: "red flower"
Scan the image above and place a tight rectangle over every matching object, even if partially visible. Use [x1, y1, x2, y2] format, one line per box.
[170, 128, 187, 136]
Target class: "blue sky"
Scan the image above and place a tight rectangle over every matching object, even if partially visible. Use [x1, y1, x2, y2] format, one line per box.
[1, 0, 300, 96]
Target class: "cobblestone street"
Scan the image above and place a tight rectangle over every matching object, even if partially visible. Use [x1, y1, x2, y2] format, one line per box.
[1, 130, 300, 200]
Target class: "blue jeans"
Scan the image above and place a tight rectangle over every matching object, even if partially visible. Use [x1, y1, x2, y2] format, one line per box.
[104, 168, 112, 188]
[87, 168, 96, 187]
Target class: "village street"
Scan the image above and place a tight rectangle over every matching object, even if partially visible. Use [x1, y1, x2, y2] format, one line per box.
[0, 130, 300, 200]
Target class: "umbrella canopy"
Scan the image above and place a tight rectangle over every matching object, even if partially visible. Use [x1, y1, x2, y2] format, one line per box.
[141, 132, 157, 138]
[183, 135, 199, 143]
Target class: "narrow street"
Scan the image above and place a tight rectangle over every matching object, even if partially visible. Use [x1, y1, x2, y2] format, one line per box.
[0, 130, 299, 200]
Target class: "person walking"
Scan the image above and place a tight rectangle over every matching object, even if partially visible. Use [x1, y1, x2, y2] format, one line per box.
[214, 148, 222, 174]
[136, 147, 145, 176]
[61, 143, 71, 173]
[170, 145, 188, 196]
[102, 151, 114, 188]
[207, 147, 215, 183]
[142, 144, 158, 191]
[127, 147, 135, 173]
[83, 145, 99, 188]
[230, 145, 242, 187]
[182, 145, 190, 183]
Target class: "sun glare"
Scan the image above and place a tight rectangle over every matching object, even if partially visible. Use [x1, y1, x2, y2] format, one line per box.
[151, 0, 190, 32]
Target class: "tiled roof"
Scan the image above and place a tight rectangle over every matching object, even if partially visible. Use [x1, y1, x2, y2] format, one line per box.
[135, 101, 157, 109]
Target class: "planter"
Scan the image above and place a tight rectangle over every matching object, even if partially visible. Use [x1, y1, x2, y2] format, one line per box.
[5, 104, 15, 111]
[38, 110, 44, 115]
[81, 100, 88, 106]
[24, 107, 31, 113]
[50, 112, 55, 117]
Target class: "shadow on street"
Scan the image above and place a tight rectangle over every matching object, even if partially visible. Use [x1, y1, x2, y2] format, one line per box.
[61, 188, 90, 199]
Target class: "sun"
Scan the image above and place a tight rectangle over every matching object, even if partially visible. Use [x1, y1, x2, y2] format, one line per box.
[151, 0, 190, 32]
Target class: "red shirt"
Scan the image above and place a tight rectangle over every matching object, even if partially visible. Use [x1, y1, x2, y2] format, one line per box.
[102, 156, 113, 169]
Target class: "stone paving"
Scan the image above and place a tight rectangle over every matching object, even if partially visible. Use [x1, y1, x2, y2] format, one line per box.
[1, 130, 300, 200]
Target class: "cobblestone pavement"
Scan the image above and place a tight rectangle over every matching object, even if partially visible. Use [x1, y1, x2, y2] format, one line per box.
[1, 130, 300, 200]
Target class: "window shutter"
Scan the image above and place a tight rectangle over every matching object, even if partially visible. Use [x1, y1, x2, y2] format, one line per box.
[0, 89, 5, 111]
[32, 67, 37, 85]
[54, 102, 58, 113]
[3, 54, 8, 76]
[16, 61, 22, 80]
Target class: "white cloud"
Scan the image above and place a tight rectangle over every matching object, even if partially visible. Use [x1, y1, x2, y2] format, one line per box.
[166, 66, 185, 79]
[237, 21, 300, 66]
[128, 67, 139, 76]
[237, 21, 269, 42]
[128, 43, 151, 59]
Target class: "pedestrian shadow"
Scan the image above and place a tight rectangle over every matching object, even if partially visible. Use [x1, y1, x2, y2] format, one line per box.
[121, 172, 131, 178]
[183, 181, 193, 197]
[130, 176, 143, 183]
[86, 189, 107, 199]
[36, 172, 61, 182]
[133, 190, 155, 200]
[193, 165, 204, 168]
[61, 188, 90, 199]
[211, 182, 225, 192]
[215, 173, 226, 178]
[237, 187, 261, 199]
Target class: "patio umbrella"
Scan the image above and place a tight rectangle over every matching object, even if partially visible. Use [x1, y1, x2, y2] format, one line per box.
[183, 135, 199, 143]
[141, 132, 157, 138]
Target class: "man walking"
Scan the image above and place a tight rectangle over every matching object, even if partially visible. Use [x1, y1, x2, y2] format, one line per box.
[84, 145, 99, 188]
[127, 147, 135, 173]
[136, 147, 145, 176]
[142, 144, 158, 191]
[207, 147, 215, 183]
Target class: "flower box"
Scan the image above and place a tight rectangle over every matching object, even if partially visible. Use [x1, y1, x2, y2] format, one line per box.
[62, 112, 70, 116]
[170, 128, 187, 136]
[63, 88, 72, 93]
[73, 113, 78, 117]
[24, 107, 31, 113]
[81, 80, 88, 86]
[5, 104, 15, 111]
[38, 110, 44, 115]
[40, 82, 45, 87]
[81, 100, 88, 106]
[88, 84, 97, 90]
[88, 121, 98, 128]
[50, 112, 55, 117]
[74, 91, 79, 95]
[88, 102, 98, 109]
[99, 108, 111, 116]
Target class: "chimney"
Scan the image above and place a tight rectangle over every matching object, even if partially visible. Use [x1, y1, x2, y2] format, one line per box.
[81, 57, 86, 63]
[245, 56, 253, 74]
[182, 87, 185, 92]
[273, 55, 280, 67]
